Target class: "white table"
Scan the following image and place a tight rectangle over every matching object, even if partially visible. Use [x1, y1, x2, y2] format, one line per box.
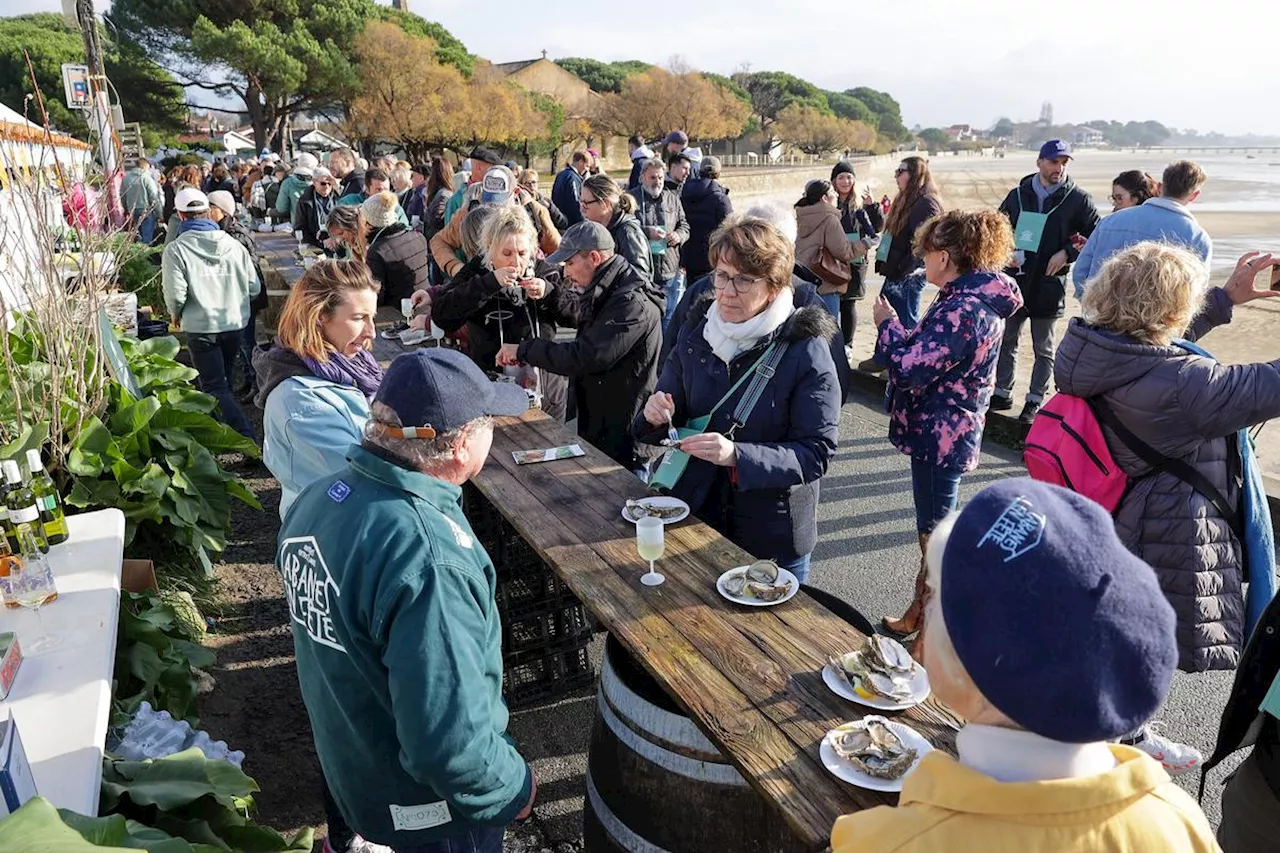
[0, 509, 124, 816]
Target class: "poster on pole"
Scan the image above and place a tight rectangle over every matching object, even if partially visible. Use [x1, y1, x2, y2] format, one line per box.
[61, 64, 91, 110]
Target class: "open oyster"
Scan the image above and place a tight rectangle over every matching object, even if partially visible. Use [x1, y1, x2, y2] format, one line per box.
[745, 579, 793, 602]
[625, 499, 685, 521]
[722, 573, 748, 597]
[722, 561, 792, 602]
[830, 635, 917, 702]
[745, 559, 780, 584]
[830, 716, 918, 780]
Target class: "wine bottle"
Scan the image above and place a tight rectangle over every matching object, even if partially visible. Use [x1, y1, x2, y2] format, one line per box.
[25, 450, 68, 545]
[2, 460, 47, 554]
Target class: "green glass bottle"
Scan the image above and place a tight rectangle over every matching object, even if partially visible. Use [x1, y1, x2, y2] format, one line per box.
[0, 472, 12, 547]
[2, 460, 47, 554]
[25, 450, 68, 546]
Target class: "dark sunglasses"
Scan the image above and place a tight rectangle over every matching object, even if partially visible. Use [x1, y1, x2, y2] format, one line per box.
[894, 167, 910, 176]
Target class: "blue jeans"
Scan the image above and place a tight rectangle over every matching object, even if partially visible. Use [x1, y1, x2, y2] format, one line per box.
[187, 331, 255, 439]
[778, 552, 812, 584]
[909, 457, 962, 534]
[661, 271, 685, 333]
[820, 292, 841, 321]
[238, 314, 258, 392]
[881, 273, 926, 331]
[396, 826, 504, 853]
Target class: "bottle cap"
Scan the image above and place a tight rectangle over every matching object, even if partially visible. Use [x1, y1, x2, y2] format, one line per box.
[24, 450, 41, 472]
[1, 460, 19, 484]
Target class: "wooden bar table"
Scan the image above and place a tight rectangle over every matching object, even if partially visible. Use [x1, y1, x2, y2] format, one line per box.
[468, 410, 960, 853]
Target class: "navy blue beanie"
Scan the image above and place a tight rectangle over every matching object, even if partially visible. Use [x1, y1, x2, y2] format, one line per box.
[939, 478, 1177, 743]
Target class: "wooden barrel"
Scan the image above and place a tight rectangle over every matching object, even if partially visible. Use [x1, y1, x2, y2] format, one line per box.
[583, 636, 807, 853]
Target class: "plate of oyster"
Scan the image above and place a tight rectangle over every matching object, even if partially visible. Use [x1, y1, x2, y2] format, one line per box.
[716, 560, 798, 607]
[621, 497, 690, 524]
[820, 716, 933, 791]
[823, 634, 930, 710]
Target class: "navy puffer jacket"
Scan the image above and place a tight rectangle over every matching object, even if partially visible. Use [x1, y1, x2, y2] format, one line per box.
[634, 302, 840, 562]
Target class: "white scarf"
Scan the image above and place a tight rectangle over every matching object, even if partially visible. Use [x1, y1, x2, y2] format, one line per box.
[702, 294, 794, 364]
[956, 724, 1117, 783]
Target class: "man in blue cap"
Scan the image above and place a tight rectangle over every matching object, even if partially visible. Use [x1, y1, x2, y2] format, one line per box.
[992, 140, 1100, 423]
[278, 349, 536, 853]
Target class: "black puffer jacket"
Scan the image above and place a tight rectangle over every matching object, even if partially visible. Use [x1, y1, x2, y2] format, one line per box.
[629, 186, 689, 282]
[294, 186, 337, 248]
[998, 175, 1101, 318]
[517, 255, 662, 469]
[366, 223, 431, 306]
[679, 178, 732, 280]
[431, 259, 569, 421]
[1053, 288, 1270, 672]
[606, 208, 653, 288]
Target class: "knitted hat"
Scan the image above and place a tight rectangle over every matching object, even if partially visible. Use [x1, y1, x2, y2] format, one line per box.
[830, 160, 856, 181]
[939, 479, 1177, 743]
[207, 190, 235, 217]
[362, 191, 401, 228]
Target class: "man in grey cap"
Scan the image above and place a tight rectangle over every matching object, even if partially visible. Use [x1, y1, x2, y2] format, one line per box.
[497, 221, 661, 472]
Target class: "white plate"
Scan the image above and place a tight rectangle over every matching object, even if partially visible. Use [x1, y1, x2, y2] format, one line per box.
[822, 661, 931, 711]
[715, 566, 800, 607]
[820, 719, 934, 792]
[621, 497, 690, 525]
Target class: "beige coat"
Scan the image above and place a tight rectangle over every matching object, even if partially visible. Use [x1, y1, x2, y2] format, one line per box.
[794, 202, 860, 295]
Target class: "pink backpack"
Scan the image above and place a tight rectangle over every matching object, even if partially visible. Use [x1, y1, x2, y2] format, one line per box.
[1023, 394, 1129, 512]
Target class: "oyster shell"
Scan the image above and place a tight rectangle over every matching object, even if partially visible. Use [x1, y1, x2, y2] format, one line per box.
[722, 574, 748, 596]
[864, 634, 915, 676]
[625, 499, 684, 521]
[830, 716, 918, 780]
[745, 559, 780, 584]
[830, 636, 916, 702]
[745, 579, 793, 602]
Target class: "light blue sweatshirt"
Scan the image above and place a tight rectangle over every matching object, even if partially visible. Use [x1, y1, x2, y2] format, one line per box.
[1073, 198, 1212, 296]
[161, 229, 259, 333]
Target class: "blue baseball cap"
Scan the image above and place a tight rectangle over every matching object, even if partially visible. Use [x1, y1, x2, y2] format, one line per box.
[1038, 139, 1072, 161]
[939, 478, 1176, 743]
[374, 349, 528, 435]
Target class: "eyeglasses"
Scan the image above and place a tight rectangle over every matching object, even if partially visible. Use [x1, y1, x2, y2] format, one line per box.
[711, 270, 762, 295]
[580, 196, 602, 208]
[894, 167, 909, 176]
[1109, 193, 1129, 204]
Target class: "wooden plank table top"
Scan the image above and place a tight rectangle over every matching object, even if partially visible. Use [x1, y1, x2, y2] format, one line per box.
[472, 410, 962, 852]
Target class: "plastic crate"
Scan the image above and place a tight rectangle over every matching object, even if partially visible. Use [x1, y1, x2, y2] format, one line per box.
[497, 568, 573, 617]
[503, 600, 592, 654]
[502, 638, 595, 709]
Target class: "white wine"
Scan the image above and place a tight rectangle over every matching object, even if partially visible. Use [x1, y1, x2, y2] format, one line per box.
[636, 540, 664, 562]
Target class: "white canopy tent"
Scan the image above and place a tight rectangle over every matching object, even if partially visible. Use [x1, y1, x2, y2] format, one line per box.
[0, 102, 93, 183]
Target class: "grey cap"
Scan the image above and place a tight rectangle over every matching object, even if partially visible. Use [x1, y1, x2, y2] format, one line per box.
[700, 155, 722, 176]
[546, 221, 615, 264]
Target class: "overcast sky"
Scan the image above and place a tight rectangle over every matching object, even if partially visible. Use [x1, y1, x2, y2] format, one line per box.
[13, 0, 1278, 136]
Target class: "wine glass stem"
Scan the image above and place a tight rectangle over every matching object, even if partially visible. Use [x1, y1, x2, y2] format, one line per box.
[30, 606, 45, 645]
[649, 559, 655, 576]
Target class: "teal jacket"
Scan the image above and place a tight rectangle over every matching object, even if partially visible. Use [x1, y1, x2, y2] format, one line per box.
[277, 445, 531, 847]
[275, 173, 311, 222]
[161, 228, 259, 333]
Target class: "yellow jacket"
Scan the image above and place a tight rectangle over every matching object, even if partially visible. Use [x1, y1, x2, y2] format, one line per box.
[831, 746, 1220, 853]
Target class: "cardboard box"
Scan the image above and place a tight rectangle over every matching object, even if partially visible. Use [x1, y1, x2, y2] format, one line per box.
[121, 559, 158, 594]
[0, 633, 20, 701]
[0, 711, 37, 816]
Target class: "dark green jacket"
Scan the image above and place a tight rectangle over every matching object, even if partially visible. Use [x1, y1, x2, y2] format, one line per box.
[277, 444, 531, 846]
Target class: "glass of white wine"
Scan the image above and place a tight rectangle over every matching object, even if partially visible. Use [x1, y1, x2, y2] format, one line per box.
[5, 541, 62, 654]
[636, 516, 666, 587]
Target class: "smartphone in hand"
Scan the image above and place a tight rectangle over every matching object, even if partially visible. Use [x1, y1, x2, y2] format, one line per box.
[1270, 263, 1280, 291]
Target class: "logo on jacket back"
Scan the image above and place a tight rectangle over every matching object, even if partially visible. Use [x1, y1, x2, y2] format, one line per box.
[978, 496, 1045, 562]
[279, 536, 346, 652]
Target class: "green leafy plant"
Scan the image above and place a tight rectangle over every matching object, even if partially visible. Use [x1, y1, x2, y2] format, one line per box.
[113, 590, 214, 728]
[65, 336, 262, 556]
[115, 241, 165, 319]
[97, 749, 313, 853]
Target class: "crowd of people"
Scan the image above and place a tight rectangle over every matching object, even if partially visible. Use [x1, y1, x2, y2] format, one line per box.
[133, 132, 1280, 853]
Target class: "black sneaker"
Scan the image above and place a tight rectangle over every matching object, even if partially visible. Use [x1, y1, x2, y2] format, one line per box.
[1018, 401, 1041, 424]
[989, 395, 1014, 412]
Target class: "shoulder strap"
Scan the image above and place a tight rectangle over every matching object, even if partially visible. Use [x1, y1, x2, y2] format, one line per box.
[1092, 396, 1242, 536]
[725, 340, 792, 439]
[705, 342, 778, 421]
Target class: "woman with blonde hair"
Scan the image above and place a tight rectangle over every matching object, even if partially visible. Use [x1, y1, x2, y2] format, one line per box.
[1054, 244, 1280, 771]
[579, 173, 652, 284]
[832, 479, 1219, 853]
[432, 204, 568, 419]
[875, 210, 1022, 639]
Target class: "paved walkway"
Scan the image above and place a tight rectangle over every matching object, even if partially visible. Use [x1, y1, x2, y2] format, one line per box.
[508, 389, 1241, 845]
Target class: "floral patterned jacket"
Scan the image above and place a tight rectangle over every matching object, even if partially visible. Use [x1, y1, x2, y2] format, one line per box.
[876, 271, 1023, 472]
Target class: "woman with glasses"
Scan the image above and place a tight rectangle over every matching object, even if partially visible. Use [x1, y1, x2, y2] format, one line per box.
[875, 210, 1022, 642]
[635, 216, 841, 583]
[1110, 170, 1159, 212]
[579, 174, 653, 285]
[294, 167, 338, 249]
[858, 156, 942, 373]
